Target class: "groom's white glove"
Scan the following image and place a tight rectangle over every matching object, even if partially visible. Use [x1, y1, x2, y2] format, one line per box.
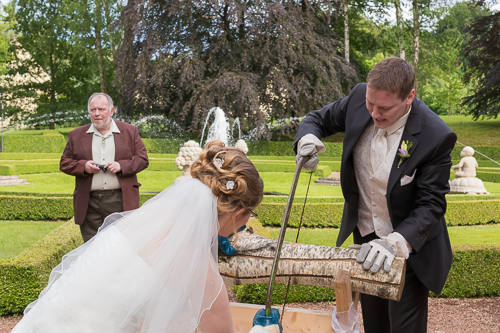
[296, 134, 326, 170]
[356, 239, 396, 273]
[249, 325, 281, 333]
[355, 232, 410, 273]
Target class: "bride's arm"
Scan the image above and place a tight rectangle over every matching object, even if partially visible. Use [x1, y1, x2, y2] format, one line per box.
[198, 285, 237, 333]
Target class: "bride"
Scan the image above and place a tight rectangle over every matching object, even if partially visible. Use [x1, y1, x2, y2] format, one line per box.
[12, 141, 278, 333]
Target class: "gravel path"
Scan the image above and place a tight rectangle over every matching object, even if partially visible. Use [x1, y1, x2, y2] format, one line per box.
[2, 295, 499, 332]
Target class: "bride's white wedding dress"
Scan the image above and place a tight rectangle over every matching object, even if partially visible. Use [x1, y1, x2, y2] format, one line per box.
[12, 179, 223, 333]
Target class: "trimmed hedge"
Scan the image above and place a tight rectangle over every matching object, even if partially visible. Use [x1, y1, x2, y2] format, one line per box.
[3, 134, 66, 153]
[0, 163, 60, 175]
[233, 244, 500, 304]
[2, 193, 500, 226]
[0, 220, 83, 315]
[0, 196, 73, 220]
[142, 138, 186, 154]
[256, 199, 500, 228]
[452, 146, 500, 161]
[475, 171, 500, 183]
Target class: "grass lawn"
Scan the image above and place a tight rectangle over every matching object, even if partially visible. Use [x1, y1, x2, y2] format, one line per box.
[441, 115, 500, 146]
[0, 221, 65, 259]
[267, 223, 500, 248]
[0, 170, 498, 197]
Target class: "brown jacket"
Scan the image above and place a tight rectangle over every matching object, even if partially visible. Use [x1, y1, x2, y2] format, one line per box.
[60, 121, 149, 225]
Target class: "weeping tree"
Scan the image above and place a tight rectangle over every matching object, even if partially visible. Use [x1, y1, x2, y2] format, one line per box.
[463, 11, 500, 119]
[114, 0, 359, 138]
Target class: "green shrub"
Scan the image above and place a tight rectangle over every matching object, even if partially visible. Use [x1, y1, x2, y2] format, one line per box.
[0, 153, 62, 160]
[436, 244, 500, 298]
[446, 200, 500, 225]
[475, 171, 500, 183]
[3, 135, 66, 153]
[0, 196, 74, 220]
[246, 141, 344, 157]
[452, 146, 500, 161]
[256, 203, 344, 228]
[234, 244, 500, 304]
[256, 199, 500, 228]
[0, 220, 83, 315]
[313, 165, 331, 177]
[142, 138, 186, 154]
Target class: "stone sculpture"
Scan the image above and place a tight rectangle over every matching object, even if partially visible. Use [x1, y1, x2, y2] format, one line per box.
[174, 140, 203, 184]
[450, 146, 488, 194]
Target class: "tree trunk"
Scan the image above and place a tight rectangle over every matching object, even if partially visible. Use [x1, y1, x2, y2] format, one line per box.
[344, 0, 349, 63]
[49, 51, 56, 130]
[219, 230, 406, 301]
[412, 0, 419, 96]
[95, 0, 107, 93]
[102, 0, 116, 58]
[395, 0, 405, 60]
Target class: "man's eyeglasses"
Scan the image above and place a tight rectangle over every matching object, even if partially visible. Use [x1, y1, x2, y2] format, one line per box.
[247, 209, 258, 219]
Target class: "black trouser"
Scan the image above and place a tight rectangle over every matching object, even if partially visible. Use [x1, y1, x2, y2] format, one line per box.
[353, 228, 429, 333]
[80, 189, 123, 243]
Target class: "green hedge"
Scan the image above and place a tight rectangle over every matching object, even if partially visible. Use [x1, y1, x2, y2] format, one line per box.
[233, 244, 500, 304]
[0, 196, 74, 220]
[142, 138, 186, 154]
[256, 199, 500, 228]
[3, 134, 66, 153]
[475, 171, 500, 183]
[452, 146, 500, 161]
[0, 220, 83, 315]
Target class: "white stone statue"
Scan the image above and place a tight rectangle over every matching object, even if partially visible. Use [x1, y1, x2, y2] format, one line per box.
[234, 139, 249, 155]
[174, 140, 203, 183]
[449, 146, 488, 194]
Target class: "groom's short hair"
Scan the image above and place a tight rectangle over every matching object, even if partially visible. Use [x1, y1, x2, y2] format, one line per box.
[367, 57, 415, 101]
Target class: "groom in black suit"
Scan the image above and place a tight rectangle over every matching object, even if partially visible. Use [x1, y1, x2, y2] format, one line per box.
[294, 57, 456, 333]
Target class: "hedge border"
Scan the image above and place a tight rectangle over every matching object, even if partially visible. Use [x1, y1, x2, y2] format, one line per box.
[0, 220, 83, 315]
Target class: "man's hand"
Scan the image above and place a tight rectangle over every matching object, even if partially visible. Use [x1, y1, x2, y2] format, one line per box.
[104, 161, 121, 174]
[356, 239, 396, 273]
[296, 134, 326, 170]
[84, 160, 101, 174]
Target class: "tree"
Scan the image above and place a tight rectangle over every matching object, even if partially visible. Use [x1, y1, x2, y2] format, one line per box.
[463, 11, 500, 119]
[420, 36, 468, 116]
[65, 0, 124, 94]
[114, 0, 359, 138]
[395, 0, 405, 60]
[11, 0, 98, 129]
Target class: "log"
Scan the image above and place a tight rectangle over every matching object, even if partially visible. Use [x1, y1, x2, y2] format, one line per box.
[334, 269, 352, 312]
[219, 230, 406, 301]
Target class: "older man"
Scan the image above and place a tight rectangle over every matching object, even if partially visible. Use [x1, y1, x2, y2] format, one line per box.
[60, 93, 149, 242]
[295, 57, 456, 333]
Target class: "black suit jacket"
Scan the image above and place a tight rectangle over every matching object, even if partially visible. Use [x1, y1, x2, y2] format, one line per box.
[295, 83, 457, 294]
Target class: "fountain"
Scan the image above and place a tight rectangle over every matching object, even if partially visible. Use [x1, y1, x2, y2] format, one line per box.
[199, 107, 248, 154]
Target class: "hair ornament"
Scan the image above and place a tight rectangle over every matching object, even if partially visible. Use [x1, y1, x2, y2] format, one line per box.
[213, 157, 224, 168]
[226, 180, 235, 190]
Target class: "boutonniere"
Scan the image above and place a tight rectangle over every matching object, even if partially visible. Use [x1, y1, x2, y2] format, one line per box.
[397, 140, 413, 168]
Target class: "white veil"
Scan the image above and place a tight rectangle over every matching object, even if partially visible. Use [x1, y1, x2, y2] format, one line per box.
[14, 179, 223, 333]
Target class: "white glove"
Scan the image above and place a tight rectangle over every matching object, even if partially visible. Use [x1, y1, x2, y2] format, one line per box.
[249, 324, 281, 333]
[382, 232, 411, 259]
[296, 134, 326, 170]
[356, 239, 396, 273]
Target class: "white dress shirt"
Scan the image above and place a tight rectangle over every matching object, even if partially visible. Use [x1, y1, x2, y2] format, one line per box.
[88, 120, 121, 191]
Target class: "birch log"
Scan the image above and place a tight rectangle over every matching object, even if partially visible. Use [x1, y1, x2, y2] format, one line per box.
[219, 230, 406, 301]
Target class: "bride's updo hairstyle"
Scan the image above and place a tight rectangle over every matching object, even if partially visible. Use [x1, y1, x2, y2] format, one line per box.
[191, 140, 264, 215]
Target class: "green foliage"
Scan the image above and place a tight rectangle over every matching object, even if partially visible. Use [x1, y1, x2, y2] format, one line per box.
[0, 220, 83, 315]
[3, 134, 66, 153]
[0, 196, 73, 220]
[234, 283, 336, 305]
[0, 160, 60, 175]
[142, 138, 186, 154]
[436, 245, 500, 298]
[256, 203, 344, 228]
[256, 199, 500, 228]
[451, 145, 500, 162]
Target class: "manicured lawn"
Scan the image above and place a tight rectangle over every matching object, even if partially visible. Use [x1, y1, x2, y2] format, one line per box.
[268, 223, 500, 248]
[0, 221, 65, 259]
[441, 115, 500, 146]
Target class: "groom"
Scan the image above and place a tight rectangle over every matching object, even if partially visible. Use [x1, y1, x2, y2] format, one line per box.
[294, 57, 456, 332]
